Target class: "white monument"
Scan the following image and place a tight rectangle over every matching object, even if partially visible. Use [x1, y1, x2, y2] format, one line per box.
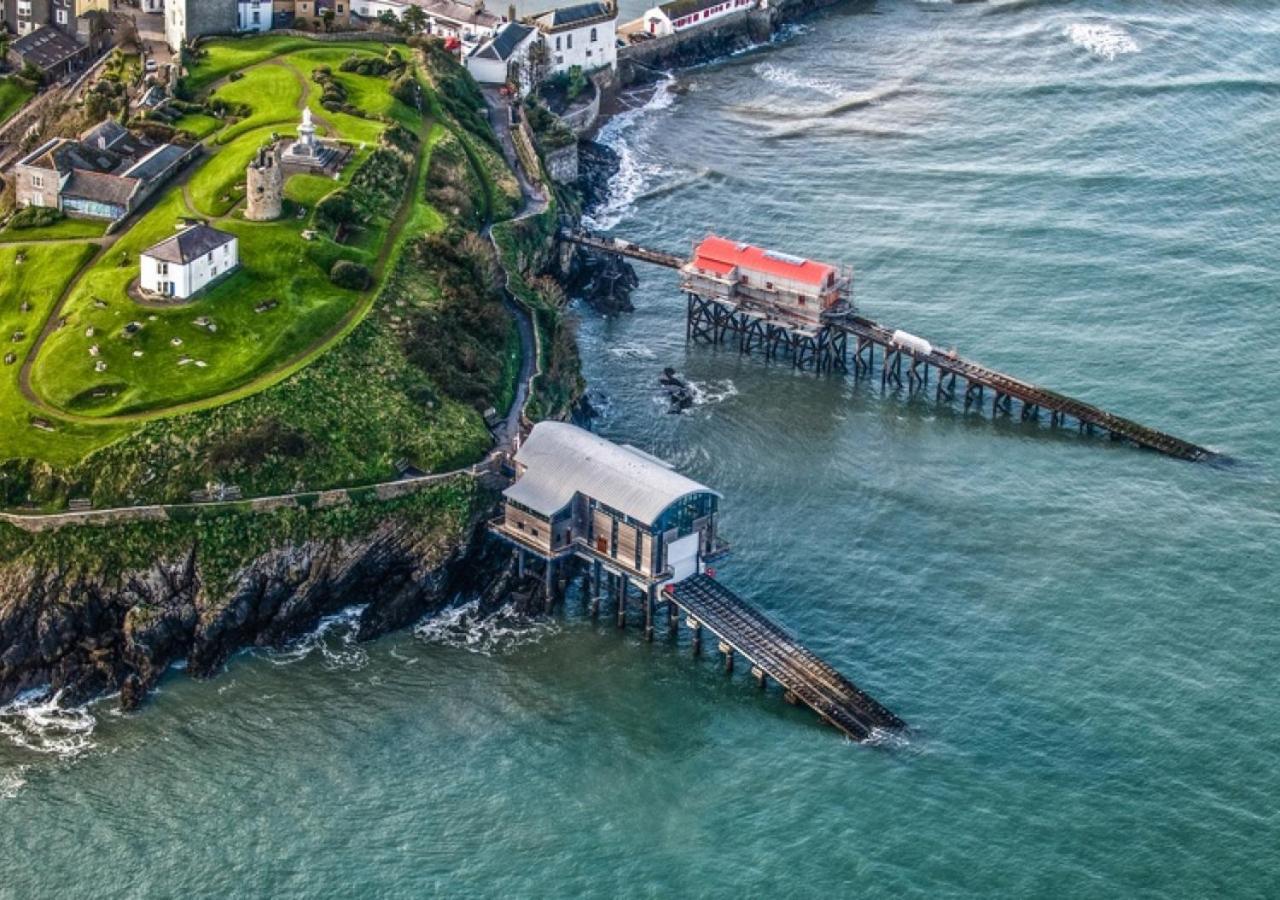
[281, 107, 342, 171]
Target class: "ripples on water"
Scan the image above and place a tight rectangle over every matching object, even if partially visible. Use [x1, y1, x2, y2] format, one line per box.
[6, 2, 1280, 896]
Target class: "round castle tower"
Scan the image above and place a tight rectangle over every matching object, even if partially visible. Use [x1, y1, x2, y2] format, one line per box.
[245, 140, 284, 222]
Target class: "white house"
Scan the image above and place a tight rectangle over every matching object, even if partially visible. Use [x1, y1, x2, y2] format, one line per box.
[640, 0, 751, 37]
[140, 224, 240, 300]
[531, 1, 617, 75]
[237, 0, 273, 31]
[419, 0, 504, 46]
[352, 0, 408, 20]
[466, 22, 537, 89]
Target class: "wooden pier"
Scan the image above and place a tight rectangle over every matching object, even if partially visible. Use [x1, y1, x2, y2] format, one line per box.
[559, 229, 1214, 462]
[667, 574, 904, 742]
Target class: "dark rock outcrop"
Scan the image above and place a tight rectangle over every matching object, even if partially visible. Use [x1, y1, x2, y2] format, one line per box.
[0, 518, 509, 711]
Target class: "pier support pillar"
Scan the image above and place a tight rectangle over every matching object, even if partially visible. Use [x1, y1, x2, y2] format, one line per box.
[544, 560, 555, 614]
[689, 618, 702, 656]
[752, 666, 767, 689]
[516, 550, 525, 579]
[720, 642, 734, 674]
[644, 586, 655, 642]
[667, 599, 679, 638]
[590, 560, 602, 620]
[616, 575, 627, 629]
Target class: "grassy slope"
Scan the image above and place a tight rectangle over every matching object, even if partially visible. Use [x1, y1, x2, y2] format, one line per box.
[212, 63, 303, 144]
[0, 77, 34, 126]
[2, 39, 525, 512]
[0, 243, 129, 465]
[0, 217, 109, 243]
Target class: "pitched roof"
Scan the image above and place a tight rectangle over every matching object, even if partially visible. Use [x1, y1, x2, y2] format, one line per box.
[415, 0, 502, 29]
[471, 22, 534, 61]
[143, 224, 236, 265]
[11, 26, 87, 72]
[504, 422, 719, 525]
[81, 120, 129, 151]
[532, 1, 613, 31]
[120, 144, 186, 182]
[61, 171, 139, 208]
[691, 235, 836, 287]
[20, 137, 123, 175]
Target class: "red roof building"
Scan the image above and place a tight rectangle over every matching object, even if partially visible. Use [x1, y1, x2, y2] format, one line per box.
[682, 235, 851, 326]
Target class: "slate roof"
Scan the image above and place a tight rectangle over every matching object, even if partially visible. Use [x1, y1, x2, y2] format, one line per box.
[471, 22, 534, 61]
[61, 171, 139, 208]
[81, 120, 130, 151]
[11, 26, 88, 72]
[532, 1, 613, 31]
[143, 224, 237, 265]
[504, 422, 719, 525]
[416, 0, 503, 29]
[18, 137, 123, 175]
[120, 144, 186, 182]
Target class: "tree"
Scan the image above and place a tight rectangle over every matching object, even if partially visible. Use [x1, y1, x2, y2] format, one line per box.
[402, 5, 428, 35]
[520, 39, 551, 95]
[376, 10, 402, 32]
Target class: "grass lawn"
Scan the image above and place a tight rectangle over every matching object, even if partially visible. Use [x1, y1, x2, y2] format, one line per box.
[401, 121, 447, 242]
[0, 243, 129, 465]
[0, 77, 34, 127]
[184, 35, 317, 93]
[188, 125, 291, 217]
[0, 216, 108, 243]
[29, 189, 373, 417]
[213, 63, 303, 144]
[174, 113, 223, 140]
[289, 48, 415, 144]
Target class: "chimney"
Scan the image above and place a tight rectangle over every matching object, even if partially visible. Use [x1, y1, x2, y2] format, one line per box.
[508, 3, 516, 23]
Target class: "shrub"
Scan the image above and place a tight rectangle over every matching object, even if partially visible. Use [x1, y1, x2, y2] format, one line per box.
[9, 206, 62, 229]
[316, 190, 358, 231]
[390, 73, 418, 108]
[329, 259, 372, 290]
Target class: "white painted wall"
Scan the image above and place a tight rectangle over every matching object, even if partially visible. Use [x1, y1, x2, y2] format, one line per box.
[545, 16, 617, 75]
[353, 0, 407, 19]
[665, 532, 701, 583]
[238, 0, 272, 31]
[141, 238, 239, 300]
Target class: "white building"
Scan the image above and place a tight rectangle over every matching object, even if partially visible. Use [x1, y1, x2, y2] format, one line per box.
[419, 0, 504, 46]
[140, 224, 240, 300]
[142, 0, 164, 13]
[466, 22, 537, 89]
[531, 1, 617, 75]
[237, 0, 272, 31]
[639, 0, 752, 37]
[352, 0, 408, 19]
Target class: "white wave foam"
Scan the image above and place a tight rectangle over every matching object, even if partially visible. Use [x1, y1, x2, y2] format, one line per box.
[583, 76, 677, 232]
[414, 599, 558, 656]
[754, 62, 845, 99]
[607, 343, 657, 360]
[1065, 23, 1139, 60]
[0, 689, 97, 759]
[687, 378, 739, 406]
[1, 766, 28, 799]
[265, 605, 370, 671]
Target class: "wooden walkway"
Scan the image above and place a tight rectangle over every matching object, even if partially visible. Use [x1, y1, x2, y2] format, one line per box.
[669, 574, 904, 742]
[560, 229, 1214, 462]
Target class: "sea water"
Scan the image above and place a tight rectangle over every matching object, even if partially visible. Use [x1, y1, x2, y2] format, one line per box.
[4, 2, 1279, 896]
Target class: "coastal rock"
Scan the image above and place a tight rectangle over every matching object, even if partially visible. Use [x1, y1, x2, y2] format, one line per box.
[0, 516, 503, 711]
[560, 244, 639, 314]
[577, 140, 621, 219]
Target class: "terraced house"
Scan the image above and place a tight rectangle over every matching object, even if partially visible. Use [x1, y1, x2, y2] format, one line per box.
[12, 120, 188, 220]
[530, 0, 617, 76]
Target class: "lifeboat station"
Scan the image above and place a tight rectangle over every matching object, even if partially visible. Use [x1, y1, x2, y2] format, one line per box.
[491, 422, 905, 742]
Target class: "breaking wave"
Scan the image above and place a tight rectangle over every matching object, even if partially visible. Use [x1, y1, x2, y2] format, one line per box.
[0, 689, 98, 759]
[583, 76, 676, 231]
[1064, 22, 1139, 60]
[754, 62, 846, 98]
[414, 599, 558, 656]
[264, 605, 370, 671]
[687, 378, 740, 407]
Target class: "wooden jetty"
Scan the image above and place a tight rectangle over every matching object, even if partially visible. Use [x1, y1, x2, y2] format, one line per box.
[560, 229, 1214, 462]
[668, 574, 904, 742]
[491, 421, 905, 744]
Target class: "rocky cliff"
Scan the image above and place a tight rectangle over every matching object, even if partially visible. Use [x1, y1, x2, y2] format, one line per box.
[0, 486, 516, 712]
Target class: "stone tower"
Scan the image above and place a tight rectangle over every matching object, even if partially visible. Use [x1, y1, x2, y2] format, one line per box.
[245, 140, 284, 222]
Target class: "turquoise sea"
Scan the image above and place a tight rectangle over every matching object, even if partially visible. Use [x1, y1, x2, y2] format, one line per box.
[4, 2, 1279, 896]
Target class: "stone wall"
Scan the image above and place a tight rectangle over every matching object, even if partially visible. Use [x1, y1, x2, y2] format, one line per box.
[544, 142, 579, 184]
[616, 8, 771, 86]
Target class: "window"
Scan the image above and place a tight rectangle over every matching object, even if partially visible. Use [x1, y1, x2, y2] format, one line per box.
[566, 33, 572, 49]
[555, 35, 560, 50]
[157, 262, 169, 275]
[30, 173, 43, 189]
[56, 9, 68, 24]
[590, 26, 597, 42]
